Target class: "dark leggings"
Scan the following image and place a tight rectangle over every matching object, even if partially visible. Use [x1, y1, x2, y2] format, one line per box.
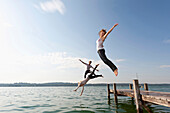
[97, 49, 117, 72]
[84, 70, 90, 78]
[88, 65, 102, 79]
[84, 70, 97, 78]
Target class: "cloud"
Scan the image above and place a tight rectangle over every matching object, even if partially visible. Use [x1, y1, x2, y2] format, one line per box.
[0, 52, 90, 70]
[35, 0, 66, 14]
[115, 59, 126, 63]
[0, 51, 125, 72]
[2, 22, 13, 28]
[160, 65, 170, 68]
[163, 39, 170, 44]
[0, 21, 13, 28]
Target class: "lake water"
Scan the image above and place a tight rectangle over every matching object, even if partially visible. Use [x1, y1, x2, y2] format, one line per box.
[0, 85, 170, 113]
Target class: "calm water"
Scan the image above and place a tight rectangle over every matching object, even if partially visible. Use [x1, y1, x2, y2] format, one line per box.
[0, 85, 170, 113]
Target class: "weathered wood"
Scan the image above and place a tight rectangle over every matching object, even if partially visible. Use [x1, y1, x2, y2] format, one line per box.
[117, 89, 134, 97]
[133, 79, 143, 113]
[141, 101, 153, 113]
[107, 84, 110, 100]
[113, 89, 170, 107]
[113, 83, 118, 104]
[129, 84, 134, 100]
[129, 84, 132, 89]
[108, 80, 170, 109]
[144, 83, 148, 91]
[142, 92, 170, 107]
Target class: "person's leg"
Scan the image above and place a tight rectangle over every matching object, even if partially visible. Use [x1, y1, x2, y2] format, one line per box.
[90, 74, 103, 79]
[88, 64, 100, 79]
[91, 64, 99, 75]
[84, 70, 90, 78]
[74, 84, 80, 91]
[98, 49, 118, 76]
[80, 86, 84, 96]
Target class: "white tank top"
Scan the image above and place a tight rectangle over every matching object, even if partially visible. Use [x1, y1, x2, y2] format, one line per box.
[96, 38, 104, 51]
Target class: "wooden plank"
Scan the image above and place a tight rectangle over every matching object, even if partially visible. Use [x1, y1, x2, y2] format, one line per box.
[114, 89, 170, 107]
[133, 79, 143, 113]
[117, 89, 134, 97]
[142, 95, 170, 107]
[109, 82, 170, 108]
[141, 90, 170, 107]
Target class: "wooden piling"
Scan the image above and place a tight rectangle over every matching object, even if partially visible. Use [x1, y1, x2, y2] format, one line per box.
[129, 84, 134, 101]
[129, 84, 132, 89]
[113, 83, 118, 104]
[107, 84, 110, 100]
[142, 102, 153, 113]
[107, 80, 170, 112]
[133, 79, 143, 113]
[144, 83, 148, 91]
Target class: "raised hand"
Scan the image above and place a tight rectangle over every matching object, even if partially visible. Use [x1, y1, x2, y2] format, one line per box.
[114, 23, 118, 27]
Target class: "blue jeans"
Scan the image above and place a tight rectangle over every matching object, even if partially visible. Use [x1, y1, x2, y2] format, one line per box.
[97, 49, 117, 72]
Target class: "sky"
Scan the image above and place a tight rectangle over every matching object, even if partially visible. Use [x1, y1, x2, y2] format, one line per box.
[0, 0, 170, 83]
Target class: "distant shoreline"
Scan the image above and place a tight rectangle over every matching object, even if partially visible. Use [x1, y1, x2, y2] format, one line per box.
[0, 82, 170, 87]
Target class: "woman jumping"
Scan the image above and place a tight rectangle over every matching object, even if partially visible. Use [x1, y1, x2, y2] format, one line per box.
[79, 59, 99, 78]
[74, 64, 103, 96]
[96, 23, 118, 76]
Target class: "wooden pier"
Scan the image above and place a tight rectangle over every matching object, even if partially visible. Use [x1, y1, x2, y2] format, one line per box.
[107, 79, 170, 113]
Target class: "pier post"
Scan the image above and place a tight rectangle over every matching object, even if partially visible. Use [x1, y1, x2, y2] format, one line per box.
[107, 84, 110, 100]
[129, 84, 134, 101]
[129, 84, 132, 89]
[113, 83, 118, 104]
[144, 83, 148, 91]
[133, 79, 143, 113]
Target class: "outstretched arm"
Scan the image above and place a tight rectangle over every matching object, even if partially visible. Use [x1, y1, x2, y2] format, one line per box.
[80, 86, 84, 96]
[79, 59, 87, 65]
[102, 23, 118, 41]
[91, 66, 99, 72]
[91, 64, 99, 75]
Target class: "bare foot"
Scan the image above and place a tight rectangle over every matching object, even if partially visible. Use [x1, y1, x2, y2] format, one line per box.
[73, 90, 77, 92]
[96, 64, 99, 66]
[114, 69, 118, 76]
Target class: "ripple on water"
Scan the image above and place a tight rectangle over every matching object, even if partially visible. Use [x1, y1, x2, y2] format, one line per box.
[12, 109, 24, 111]
[0, 86, 169, 112]
[72, 105, 89, 109]
[63, 110, 95, 113]
[43, 110, 63, 113]
[93, 102, 104, 105]
[60, 107, 68, 109]
[67, 97, 74, 99]
[3, 104, 15, 107]
[20, 104, 56, 109]
[0, 110, 12, 112]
